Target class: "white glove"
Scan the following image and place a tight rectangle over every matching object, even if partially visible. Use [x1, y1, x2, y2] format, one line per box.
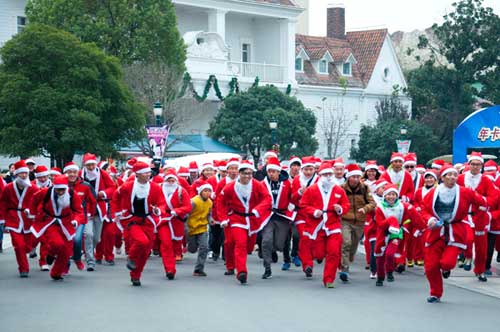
[313, 210, 323, 218]
[71, 220, 78, 227]
[152, 207, 161, 216]
[427, 218, 437, 229]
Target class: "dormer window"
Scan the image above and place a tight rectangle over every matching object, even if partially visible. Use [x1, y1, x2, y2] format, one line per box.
[295, 58, 303, 72]
[319, 60, 328, 74]
[316, 51, 333, 75]
[342, 62, 351, 76]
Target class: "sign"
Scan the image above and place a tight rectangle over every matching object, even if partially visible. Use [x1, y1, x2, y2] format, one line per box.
[146, 125, 169, 158]
[396, 139, 411, 154]
[477, 126, 500, 142]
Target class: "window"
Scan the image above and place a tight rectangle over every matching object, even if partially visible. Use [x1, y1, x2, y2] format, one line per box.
[319, 60, 328, 74]
[242, 43, 251, 63]
[342, 62, 351, 76]
[17, 16, 27, 33]
[295, 58, 303, 71]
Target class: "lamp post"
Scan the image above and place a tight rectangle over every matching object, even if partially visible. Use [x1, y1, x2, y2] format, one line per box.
[153, 102, 162, 126]
[396, 124, 410, 154]
[269, 118, 278, 151]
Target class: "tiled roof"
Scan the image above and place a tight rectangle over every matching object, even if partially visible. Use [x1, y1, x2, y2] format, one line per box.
[295, 28, 388, 87]
[254, 0, 297, 7]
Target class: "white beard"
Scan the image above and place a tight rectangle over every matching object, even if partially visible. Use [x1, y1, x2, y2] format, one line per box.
[36, 179, 51, 188]
[319, 176, 334, 193]
[299, 173, 313, 188]
[134, 180, 150, 199]
[15, 177, 31, 188]
[235, 180, 252, 201]
[57, 192, 71, 210]
[163, 183, 178, 197]
[464, 171, 481, 190]
[85, 168, 99, 181]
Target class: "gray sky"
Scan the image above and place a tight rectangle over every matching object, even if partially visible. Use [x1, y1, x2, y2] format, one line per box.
[307, 0, 500, 35]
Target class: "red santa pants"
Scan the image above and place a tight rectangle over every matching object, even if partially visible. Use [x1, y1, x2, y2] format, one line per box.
[312, 231, 342, 285]
[296, 223, 314, 273]
[230, 227, 256, 277]
[496, 236, 500, 252]
[157, 225, 176, 275]
[424, 240, 461, 298]
[472, 232, 488, 275]
[128, 224, 155, 280]
[223, 226, 235, 271]
[42, 226, 73, 278]
[31, 234, 49, 266]
[115, 227, 123, 251]
[10, 231, 32, 273]
[376, 240, 398, 280]
[95, 222, 117, 261]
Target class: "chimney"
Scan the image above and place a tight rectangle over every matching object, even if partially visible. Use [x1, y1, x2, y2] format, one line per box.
[327, 4, 345, 39]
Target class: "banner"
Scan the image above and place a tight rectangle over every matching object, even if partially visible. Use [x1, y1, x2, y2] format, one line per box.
[146, 125, 169, 158]
[396, 139, 411, 154]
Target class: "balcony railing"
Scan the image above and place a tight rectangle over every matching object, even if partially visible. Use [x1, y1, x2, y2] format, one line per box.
[228, 61, 284, 83]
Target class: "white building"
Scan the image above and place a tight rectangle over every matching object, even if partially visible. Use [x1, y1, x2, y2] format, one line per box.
[0, 0, 411, 161]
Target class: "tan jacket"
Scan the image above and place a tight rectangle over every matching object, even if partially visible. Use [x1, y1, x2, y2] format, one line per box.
[341, 182, 376, 226]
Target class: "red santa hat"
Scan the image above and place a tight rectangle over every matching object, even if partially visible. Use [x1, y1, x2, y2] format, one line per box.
[152, 175, 164, 184]
[25, 158, 36, 165]
[365, 160, 378, 171]
[82, 153, 98, 166]
[189, 161, 199, 173]
[314, 157, 322, 168]
[483, 160, 497, 172]
[289, 156, 301, 166]
[416, 164, 426, 173]
[35, 165, 50, 178]
[281, 164, 289, 171]
[467, 151, 484, 164]
[453, 163, 464, 172]
[227, 157, 240, 168]
[133, 161, 151, 174]
[266, 157, 281, 172]
[424, 169, 438, 180]
[318, 162, 334, 175]
[177, 166, 190, 177]
[378, 165, 386, 173]
[440, 163, 457, 178]
[218, 160, 227, 171]
[63, 162, 79, 173]
[264, 150, 278, 160]
[239, 160, 256, 172]
[373, 179, 388, 191]
[431, 159, 445, 170]
[53, 175, 69, 190]
[390, 152, 404, 163]
[403, 153, 417, 166]
[126, 158, 137, 169]
[197, 182, 213, 195]
[383, 183, 399, 197]
[108, 165, 117, 176]
[300, 156, 315, 168]
[346, 164, 363, 178]
[200, 162, 215, 173]
[333, 158, 345, 168]
[14, 160, 29, 175]
[164, 169, 178, 181]
[98, 160, 109, 170]
[50, 167, 62, 176]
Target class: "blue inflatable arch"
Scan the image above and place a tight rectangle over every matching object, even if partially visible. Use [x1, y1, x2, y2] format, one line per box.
[453, 105, 500, 164]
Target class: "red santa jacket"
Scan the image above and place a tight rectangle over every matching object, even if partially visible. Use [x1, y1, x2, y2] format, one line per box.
[213, 176, 236, 224]
[119, 180, 166, 233]
[421, 184, 487, 249]
[457, 172, 495, 231]
[290, 174, 319, 225]
[0, 182, 39, 233]
[80, 167, 116, 221]
[262, 176, 294, 222]
[380, 169, 415, 202]
[218, 178, 272, 235]
[69, 179, 97, 225]
[299, 183, 350, 240]
[159, 185, 192, 228]
[30, 187, 85, 240]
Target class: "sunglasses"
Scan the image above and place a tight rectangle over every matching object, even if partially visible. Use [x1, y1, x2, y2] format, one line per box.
[404, 165, 415, 169]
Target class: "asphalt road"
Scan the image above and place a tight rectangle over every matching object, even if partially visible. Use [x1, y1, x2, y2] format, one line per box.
[1, 246, 499, 332]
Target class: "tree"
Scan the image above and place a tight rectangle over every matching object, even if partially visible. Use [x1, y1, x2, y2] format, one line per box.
[318, 101, 353, 159]
[208, 86, 318, 162]
[25, 0, 186, 70]
[0, 24, 146, 166]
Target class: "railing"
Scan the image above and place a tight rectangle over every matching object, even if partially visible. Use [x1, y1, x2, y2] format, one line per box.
[228, 61, 285, 83]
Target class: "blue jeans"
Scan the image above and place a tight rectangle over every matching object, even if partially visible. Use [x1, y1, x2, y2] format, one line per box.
[73, 224, 85, 261]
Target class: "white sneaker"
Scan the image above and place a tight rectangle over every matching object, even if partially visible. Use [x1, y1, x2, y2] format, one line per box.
[370, 272, 377, 279]
[41, 264, 50, 271]
[208, 251, 213, 259]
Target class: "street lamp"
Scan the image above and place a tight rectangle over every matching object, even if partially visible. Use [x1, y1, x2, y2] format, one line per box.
[153, 102, 163, 126]
[269, 118, 278, 143]
[397, 124, 410, 154]
[400, 124, 408, 136]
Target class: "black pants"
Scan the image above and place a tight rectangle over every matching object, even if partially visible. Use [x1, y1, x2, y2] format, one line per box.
[283, 224, 300, 263]
[209, 224, 224, 258]
[486, 232, 497, 270]
[370, 241, 377, 273]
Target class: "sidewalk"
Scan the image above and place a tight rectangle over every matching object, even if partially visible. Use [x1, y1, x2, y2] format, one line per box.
[358, 244, 500, 299]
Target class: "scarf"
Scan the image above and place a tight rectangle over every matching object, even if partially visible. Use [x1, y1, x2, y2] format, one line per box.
[437, 183, 457, 204]
[85, 168, 99, 181]
[15, 177, 31, 188]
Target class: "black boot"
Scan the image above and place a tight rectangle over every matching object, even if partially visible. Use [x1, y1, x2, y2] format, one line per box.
[262, 268, 272, 279]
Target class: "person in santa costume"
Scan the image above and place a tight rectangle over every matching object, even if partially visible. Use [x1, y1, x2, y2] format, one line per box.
[258, 156, 294, 279]
[190, 162, 218, 198]
[299, 161, 350, 288]
[0, 177, 6, 253]
[373, 184, 422, 286]
[215, 160, 228, 183]
[79, 153, 116, 271]
[188, 161, 200, 184]
[404, 153, 423, 193]
[364, 179, 387, 278]
[290, 156, 319, 275]
[218, 160, 272, 284]
[158, 169, 192, 279]
[30, 175, 85, 280]
[421, 164, 488, 302]
[332, 158, 346, 186]
[380, 152, 415, 203]
[457, 152, 496, 281]
[63, 162, 97, 271]
[362, 160, 380, 191]
[288, 156, 302, 180]
[215, 158, 240, 273]
[119, 161, 166, 286]
[120, 158, 137, 183]
[409, 170, 439, 267]
[0, 160, 39, 277]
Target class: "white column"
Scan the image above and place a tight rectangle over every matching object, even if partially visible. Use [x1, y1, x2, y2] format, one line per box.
[280, 18, 297, 85]
[208, 9, 227, 41]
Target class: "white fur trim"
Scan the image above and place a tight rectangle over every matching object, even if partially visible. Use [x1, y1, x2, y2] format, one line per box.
[467, 156, 484, 163]
[365, 164, 378, 171]
[431, 163, 443, 169]
[264, 151, 278, 159]
[484, 165, 496, 172]
[63, 165, 79, 173]
[238, 164, 256, 172]
[54, 184, 68, 190]
[136, 167, 151, 174]
[14, 167, 29, 175]
[391, 157, 404, 162]
[318, 168, 334, 175]
[383, 188, 399, 197]
[35, 171, 50, 177]
[197, 183, 213, 194]
[301, 162, 315, 168]
[267, 164, 281, 171]
[84, 159, 98, 165]
[441, 167, 457, 177]
[346, 170, 363, 178]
